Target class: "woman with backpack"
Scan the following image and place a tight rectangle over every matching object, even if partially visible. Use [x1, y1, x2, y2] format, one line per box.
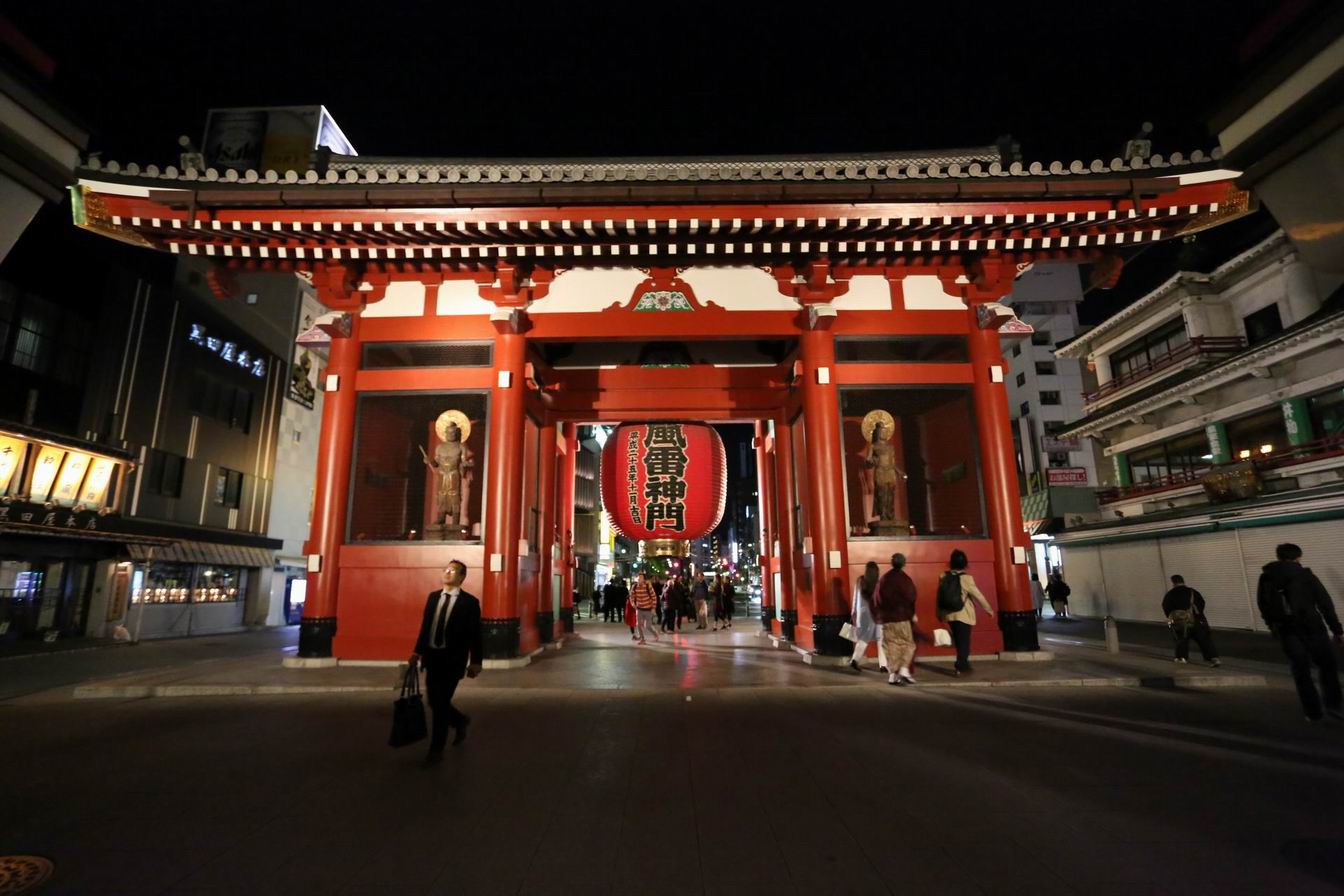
[936, 549, 995, 675]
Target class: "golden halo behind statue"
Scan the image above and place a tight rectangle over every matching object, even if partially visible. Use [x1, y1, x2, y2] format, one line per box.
[434, 410, 472, 443]
[861, 409, 895, 443]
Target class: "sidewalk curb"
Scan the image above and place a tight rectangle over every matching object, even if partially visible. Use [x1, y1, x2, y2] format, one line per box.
[68, 673, 1267, 699]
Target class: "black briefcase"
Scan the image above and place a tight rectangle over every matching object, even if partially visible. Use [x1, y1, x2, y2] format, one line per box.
[389, 666, 428, 748]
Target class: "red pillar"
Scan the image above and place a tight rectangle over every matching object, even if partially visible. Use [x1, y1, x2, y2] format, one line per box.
[968, 303, 1039, 651]
[536, 418, 559, 642]
[558, 423, 578, 632]
[754, 420, 775, 632]
[798, 326, 851, 655]
[299, 314, 361, 659]
[482, 329, 527, 658]
[771, 411, 798, 641]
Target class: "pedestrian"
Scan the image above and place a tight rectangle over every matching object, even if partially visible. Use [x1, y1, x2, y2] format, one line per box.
[1030, 572, 1045, 621]
[712, 578, 727, 630]
[1256, 543, 1343, 722]
[652, 575, 665, 619]
[1046, 572, 1071, 619]
[1162, 574, 1220, 667]
[629, 571, 660, 644]
[602, 579, 619, 622]
[936, 549, 995, 675]
[663, 575, 686, 632]
[721, 578, 735, 628]
[692, 572, 710, 629]
[592, 587, 603, 620]
[679, 574, 694, 631]
[847, 561, 883, 672]
[876, 553, 919, 685]
[408, 560, 483, 766]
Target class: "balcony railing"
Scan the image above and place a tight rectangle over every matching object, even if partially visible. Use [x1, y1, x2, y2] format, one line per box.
[1095, 434, 1344, 504]
[1083, 336, 1246, 404]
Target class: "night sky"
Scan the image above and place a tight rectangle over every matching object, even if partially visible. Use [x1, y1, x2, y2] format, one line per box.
[11, 3, 1276, 167]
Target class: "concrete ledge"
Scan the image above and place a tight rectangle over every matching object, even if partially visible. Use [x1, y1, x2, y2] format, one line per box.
[997, 650, 1055, 662]
[791, 645, 850, 667]
[765, 634, 792, 649]
[74, 684, 392, 699]
[281, 656, 339, 669]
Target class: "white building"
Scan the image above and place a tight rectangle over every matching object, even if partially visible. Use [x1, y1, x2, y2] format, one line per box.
[1051, 229, 1344, 630]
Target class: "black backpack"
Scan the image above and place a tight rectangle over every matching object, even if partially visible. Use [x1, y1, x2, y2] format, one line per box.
[936, 572, 966, 613]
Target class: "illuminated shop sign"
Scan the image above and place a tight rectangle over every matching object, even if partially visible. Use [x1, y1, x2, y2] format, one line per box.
[0, 436, 25, 495]
[188, 323, 267, 378]
[81, 458, 117, 507]
[52, 452, 92, 507]
[29, 445, 66, 502]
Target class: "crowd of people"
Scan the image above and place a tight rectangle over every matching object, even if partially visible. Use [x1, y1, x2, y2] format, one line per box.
[593, 570, 738, 644]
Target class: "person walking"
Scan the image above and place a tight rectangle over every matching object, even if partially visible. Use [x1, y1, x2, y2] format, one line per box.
[691, 572, 711, 630]
[876, 553, 919, 685]
[1046, 572, 1071, 619]
[408, 561, 483, 765]
[602, 579, 619, 622]
[1029, 572, 1046, 621]
[1162, 575, 1221, 667]
[679, 574, 694, 631]
[721, 578, 735, 629]
[663, 575, 686, 633]
[1257, 543, 1344, 722]
[848, 561, 883, 672]
[629, 571, 660, 644]
[936, 549, 994, 675]
[592, 587, 603, 620]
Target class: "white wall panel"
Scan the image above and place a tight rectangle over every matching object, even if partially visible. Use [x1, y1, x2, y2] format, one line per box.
[1098, 541, 1167, 622]
[1236, 522, 1344, 632]
[1058, 545, 1107, 617]
[1157, 531, 1253, 629]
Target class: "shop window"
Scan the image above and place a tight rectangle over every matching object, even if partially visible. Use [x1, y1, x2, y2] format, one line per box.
[1015, 372, 1027, 387]
[1242, 304, 1284, 347]
[349, 392, 489, 542]
[1225, 407, 1288, 460]
[1030, 330, 1053, 346]
[194, 565, 242, 603]
[1040, 391, 1061, 405]
[834, 336, 968, 363]
[132, 561, 194, 604]
[1111, 319, 1189, 380]
[362, 342, 493, 369]
[214, 467, 243, 508]
[1308, 388, 1344, 437]
[1127, 429, 1216, 485]
[146, 449, 185, 498]
[1035, 361, 1056, 376]
[840, 386, 985, 537]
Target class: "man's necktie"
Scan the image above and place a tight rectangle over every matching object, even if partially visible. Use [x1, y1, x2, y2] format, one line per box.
[433, 595, 449, 648]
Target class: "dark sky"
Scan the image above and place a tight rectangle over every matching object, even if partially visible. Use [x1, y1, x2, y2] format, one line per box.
[11, 2, 1279, 166]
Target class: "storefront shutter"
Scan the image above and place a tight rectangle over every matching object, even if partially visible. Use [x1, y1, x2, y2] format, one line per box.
[1099, 541, 1167, 623]
[1156, 531, 1253, 630]
[1235, 522, 1344, 633]
[1057, 544, 1106, 617]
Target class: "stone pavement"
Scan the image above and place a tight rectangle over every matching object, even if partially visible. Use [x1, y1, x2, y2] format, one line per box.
[4, 618, 1271, 703]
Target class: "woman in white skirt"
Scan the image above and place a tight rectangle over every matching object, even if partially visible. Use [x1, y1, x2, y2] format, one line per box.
[849, 561, 887, 671]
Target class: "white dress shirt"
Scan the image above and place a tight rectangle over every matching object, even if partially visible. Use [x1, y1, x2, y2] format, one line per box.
[431, 587, 461, 649]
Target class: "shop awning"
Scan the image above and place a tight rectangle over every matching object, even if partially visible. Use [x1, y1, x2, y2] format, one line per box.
[126, 540, 275, 568]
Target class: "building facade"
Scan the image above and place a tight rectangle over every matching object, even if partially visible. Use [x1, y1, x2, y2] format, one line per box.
[1053, 228, 1344, 628]
[70, 138, 1245, 663]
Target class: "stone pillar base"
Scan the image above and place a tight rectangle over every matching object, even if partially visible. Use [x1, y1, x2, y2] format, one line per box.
[558, 606, 574, 633]
[537, 611, 555, 644]
[779, 609, 797, 642]
[282, 656, 338, 669]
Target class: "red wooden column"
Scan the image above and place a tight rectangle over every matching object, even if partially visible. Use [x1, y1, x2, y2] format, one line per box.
[963, 262, 1039, 651]
[298, 313, 361, 660]
[482, 319, 528, 658]
[557, 422, 578, 633]
[535, 418, 559, 642]
[754, 420, 775, 632]
[770, 411, 798, 641]
[797, 322, 852, 655]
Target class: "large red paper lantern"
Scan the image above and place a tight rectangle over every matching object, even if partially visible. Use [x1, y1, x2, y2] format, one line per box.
[601, 422, 726, 555]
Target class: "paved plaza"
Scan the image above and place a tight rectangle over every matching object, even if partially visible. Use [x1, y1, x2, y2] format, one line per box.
[3, 621, 1343, 895]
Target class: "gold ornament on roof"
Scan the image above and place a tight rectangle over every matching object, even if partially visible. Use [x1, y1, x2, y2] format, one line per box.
[861, 410, 895, 443]
[434, 410, 472, 443]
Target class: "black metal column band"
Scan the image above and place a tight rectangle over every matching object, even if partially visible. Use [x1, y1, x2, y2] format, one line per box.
[999, 610, 1041, 652]
[761, 604, 774, 631]
[811, 613, 850, 656]
[297, 617, 336, 658]
[779, 609, 797, 642]
[482, 618, 521, 659]
[558, 606, 575, 633]
[536, 611, 555, 644]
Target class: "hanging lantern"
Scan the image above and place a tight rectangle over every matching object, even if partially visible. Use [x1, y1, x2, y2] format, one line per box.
[600, 422, 726, 557]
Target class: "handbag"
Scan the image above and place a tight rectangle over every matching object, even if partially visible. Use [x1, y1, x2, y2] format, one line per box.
[933, 628, 953, 648]
[388, 665, 428, 748]
[838, 622, 856, 641]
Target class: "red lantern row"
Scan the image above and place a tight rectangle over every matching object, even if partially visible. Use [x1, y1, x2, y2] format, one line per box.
[600, 422, 726, 542]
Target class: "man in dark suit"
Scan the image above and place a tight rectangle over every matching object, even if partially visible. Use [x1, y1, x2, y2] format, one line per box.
[409, 560, 483, 765]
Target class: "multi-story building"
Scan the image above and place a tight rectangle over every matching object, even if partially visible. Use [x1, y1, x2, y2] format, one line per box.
[1051, 226, 1344, 629]
[1001, 264, 1102, 579]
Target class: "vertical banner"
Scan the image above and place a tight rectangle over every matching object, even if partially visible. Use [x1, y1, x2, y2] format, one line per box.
[0, 435, 27, 495]
[29, 446, 66, 502]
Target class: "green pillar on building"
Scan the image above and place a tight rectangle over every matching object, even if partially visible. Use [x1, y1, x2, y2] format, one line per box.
[1112, 452, 1131, 487]
[1205, 422, 1231, 463]
[1281, 397, 1314, 447]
